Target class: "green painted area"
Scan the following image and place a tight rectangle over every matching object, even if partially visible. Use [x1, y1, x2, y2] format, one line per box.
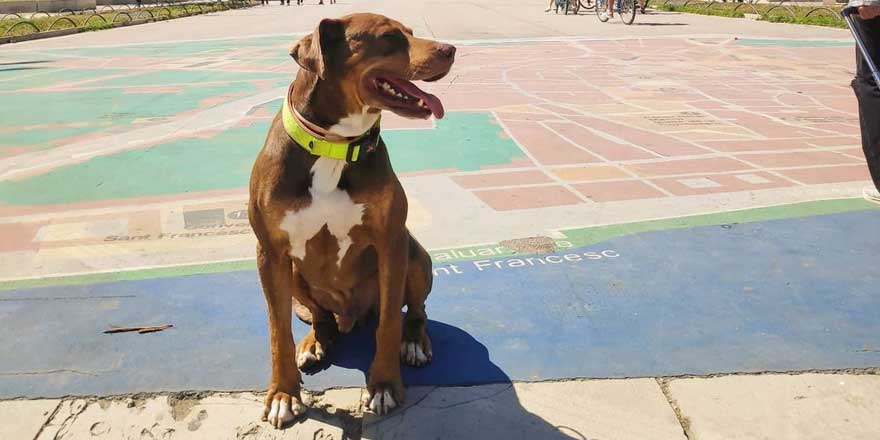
[1, 198, 876, 291]
[97, 69, 289, 88]
[384, 112, 524, 173]
[735, 38, 852, 47]
[0, 110, 522, 205]
[0, 121, 270, 204]
[0, 37, 292, 150]
[0, 68, 126, 92]
[0, 80, 260, 149]
[57, 37, 288, 58]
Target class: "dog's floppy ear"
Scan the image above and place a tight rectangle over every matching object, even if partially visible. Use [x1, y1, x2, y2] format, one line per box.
[289, 18, 345, 79]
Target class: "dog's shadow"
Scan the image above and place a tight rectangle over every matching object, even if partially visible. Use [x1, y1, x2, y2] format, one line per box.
[303, 319, 585, 439]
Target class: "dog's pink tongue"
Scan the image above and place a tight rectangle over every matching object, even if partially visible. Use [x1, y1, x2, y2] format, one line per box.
[388, 78, 445, 119]
[422, 92, 444, 120]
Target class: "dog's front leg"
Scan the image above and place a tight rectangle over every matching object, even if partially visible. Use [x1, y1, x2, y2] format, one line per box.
[257, 244, 306, 428]
[363, 231, 408, 415]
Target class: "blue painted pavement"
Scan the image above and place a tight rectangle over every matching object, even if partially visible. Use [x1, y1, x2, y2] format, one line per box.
[1, 210, 879, 398]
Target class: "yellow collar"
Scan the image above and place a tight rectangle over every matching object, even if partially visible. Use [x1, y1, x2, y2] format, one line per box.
[282, 88, 381, 163]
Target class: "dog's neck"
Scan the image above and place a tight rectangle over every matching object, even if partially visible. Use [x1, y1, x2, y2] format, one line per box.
[291, 71, 380, 140]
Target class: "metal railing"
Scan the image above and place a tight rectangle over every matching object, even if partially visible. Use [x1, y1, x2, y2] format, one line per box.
[657, 0, 844, 22]
[1, 0, 253, 40]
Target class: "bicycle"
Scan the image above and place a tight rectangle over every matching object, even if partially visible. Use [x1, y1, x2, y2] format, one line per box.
[596, 0, 636, 24]
[555, 0, 595, 14]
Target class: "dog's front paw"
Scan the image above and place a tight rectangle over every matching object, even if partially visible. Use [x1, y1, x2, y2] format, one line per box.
[263, 387, 306, 429]
[361, 381, 405, 416]
[401, 322, 433, 367]
[296, 335, 325, 370]
[400, 339, 432, 367]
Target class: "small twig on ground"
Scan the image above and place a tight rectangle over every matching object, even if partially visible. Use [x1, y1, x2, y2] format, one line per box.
[104, 324, 173, 334]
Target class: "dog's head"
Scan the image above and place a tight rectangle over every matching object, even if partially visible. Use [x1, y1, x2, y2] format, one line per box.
[290, 13, 456, 120]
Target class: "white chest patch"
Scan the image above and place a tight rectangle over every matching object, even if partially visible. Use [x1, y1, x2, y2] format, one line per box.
[329, 107, 380, 137]
[280, 157, 365, 266]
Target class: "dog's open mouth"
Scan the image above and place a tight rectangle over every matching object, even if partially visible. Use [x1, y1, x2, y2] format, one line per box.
[371, 76, 444, 119]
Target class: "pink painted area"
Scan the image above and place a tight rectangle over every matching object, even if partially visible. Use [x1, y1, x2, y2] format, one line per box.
[533, 91, 615, 106]
[534, 103, 589, 116]
[806, 136, 861, 147]
[808, 123, 860, 137]
[815, 96, 859, 114]
[452, 170, 552, 189]
[651, 172, 793, 196]
[551, 165, 630, 182]
[398, 168, 458, 178]
[479, 157, 536, 171]
[0, 222, 42, 252]
[701, 138, 821, 152]
[686, 100, 728, 111]
[706, 110, 834, 139]
[777, 93, 815, 108]
[494, 112, 557, 123]
[573, 180, 667, 202]
[472, 185, 582, 211]
[442, 88, 536, 110]
[544, 121, 657, 161]
[566, 115, 708, 156]
[625, 157, 753, 177]
[834, 147, 866, 159]
[737, 151, 861, 168]
[502, 120, 600, 165]
[777, 165, 872, 184]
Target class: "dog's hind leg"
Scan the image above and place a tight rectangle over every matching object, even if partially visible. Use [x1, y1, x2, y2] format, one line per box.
[400, 234, 433, 367]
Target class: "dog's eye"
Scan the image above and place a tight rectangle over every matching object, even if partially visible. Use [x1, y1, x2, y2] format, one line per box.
[380, 31, 406, 53]
[382, 31, 403, 42]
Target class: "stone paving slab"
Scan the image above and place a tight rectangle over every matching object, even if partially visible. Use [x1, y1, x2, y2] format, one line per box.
[668, 373, 880, 440]
[34, 392, 351, 440]
[6, 375, 880, 439]
[362, 380, 686, 440]
[0, 399, 60, 440]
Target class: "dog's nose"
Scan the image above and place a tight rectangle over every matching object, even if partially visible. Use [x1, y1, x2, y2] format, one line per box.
[437, 44, 456, 59]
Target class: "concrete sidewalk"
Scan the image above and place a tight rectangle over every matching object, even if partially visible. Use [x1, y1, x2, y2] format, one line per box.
[3, 372, 879, 440]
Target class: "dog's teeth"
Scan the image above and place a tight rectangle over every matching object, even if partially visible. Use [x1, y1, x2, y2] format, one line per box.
[418, 99, 425, 107]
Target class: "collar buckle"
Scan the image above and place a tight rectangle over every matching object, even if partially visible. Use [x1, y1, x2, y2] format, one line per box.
[346, 124, 381, 163]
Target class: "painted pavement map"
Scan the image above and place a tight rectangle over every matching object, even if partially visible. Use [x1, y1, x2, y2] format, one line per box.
[1, 35, 879, 397]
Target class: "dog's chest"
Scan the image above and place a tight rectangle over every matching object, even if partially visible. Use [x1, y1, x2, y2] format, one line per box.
[279, 157, 365, 266]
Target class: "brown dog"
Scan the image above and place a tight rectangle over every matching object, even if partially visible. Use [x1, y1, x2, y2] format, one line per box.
[248, 13, 455, 428]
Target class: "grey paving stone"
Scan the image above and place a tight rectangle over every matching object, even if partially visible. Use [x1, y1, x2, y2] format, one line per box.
[363, 379, 686, 440]
[35, 393, 345, 440]
[669, 373, 880, 440]
[0, 399, 60, 440]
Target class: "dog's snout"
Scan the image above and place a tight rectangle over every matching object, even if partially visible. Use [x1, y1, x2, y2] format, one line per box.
[437, 44, 456, 59]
